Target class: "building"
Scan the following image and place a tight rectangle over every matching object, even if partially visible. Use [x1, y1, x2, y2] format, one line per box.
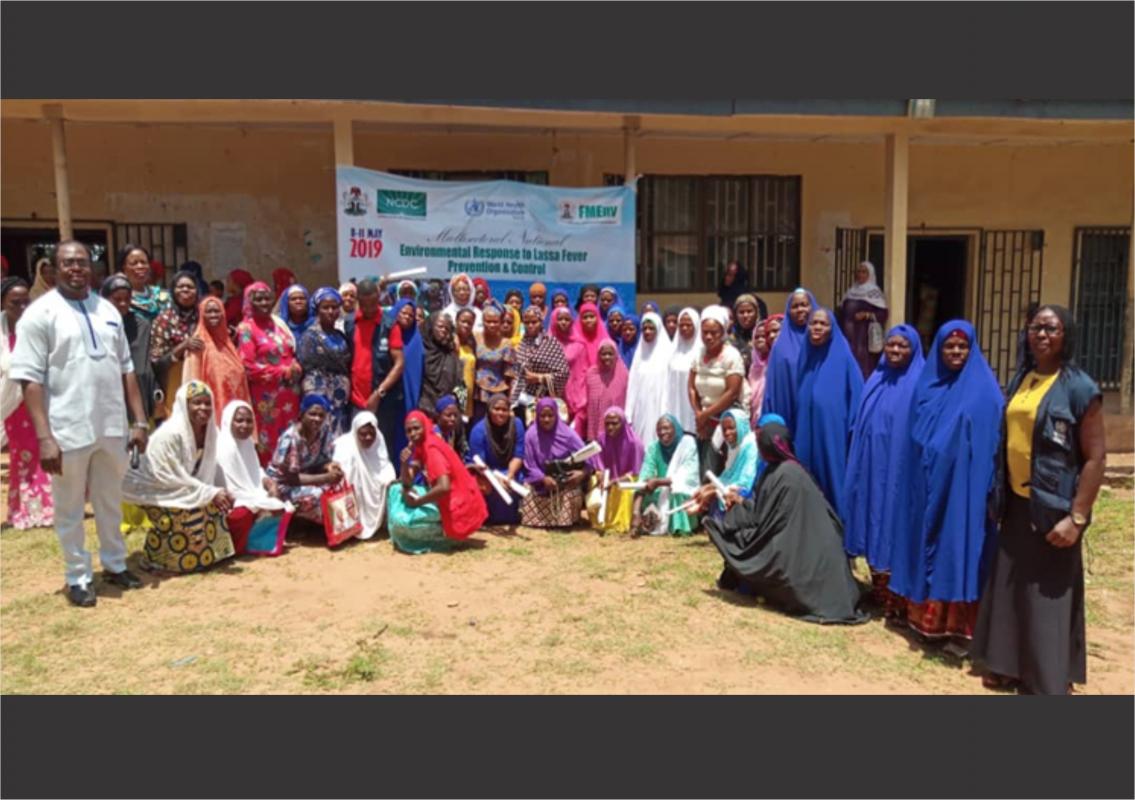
[2, 98, 1132, 408]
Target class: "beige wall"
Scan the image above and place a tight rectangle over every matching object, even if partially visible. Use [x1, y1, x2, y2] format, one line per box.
[3, 118, 1131, 319]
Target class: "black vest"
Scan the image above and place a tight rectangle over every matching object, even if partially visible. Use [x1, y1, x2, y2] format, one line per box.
[990, 363, 1100, 535]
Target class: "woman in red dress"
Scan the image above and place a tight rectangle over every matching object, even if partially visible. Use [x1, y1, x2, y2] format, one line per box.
[235, 281, 302, 466]
[398, 410, 488, 541]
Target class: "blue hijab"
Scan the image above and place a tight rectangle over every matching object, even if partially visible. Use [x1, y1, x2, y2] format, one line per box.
[544, 290, 572, 330]
[599, 287, 622, 321]
[392, 298, 424, 414]
[753, 412, 787, 488]
[605, 305, 627, 340]
[887, 320, 1005, 604]
[793, 307, 864, 520]
[617, 313, 641, 368]
[278, 285, 314, 341]
[761, 288, 817, 433]
[841, 324, 925, 569]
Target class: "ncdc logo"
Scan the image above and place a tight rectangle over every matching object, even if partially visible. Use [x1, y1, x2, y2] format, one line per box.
[464, 198, 485, 217]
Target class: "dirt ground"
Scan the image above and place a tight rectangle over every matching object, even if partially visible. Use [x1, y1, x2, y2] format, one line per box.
[2, 488, 1132, 695]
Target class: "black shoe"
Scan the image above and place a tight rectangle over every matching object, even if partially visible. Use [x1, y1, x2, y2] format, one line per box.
[103, 569, 143, 590]
[66, 584, 97, 607]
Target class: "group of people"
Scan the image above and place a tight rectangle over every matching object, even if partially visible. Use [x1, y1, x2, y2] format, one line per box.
[0, 245, 1106, 695]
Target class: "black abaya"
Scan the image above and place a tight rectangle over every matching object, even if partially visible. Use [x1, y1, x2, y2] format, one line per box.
[705, 460, 867, 624]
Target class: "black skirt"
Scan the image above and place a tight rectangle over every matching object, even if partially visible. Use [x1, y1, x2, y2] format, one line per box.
[972, 493, 1086, 694]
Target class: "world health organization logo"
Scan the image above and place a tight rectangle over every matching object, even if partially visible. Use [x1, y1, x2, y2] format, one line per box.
[464, 198, 485, 217]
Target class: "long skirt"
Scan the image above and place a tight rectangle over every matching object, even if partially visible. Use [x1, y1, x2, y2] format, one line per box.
[586, 482, 635, 533]
[971, 493, 1086, 694]
[3, 404, 54, 530]
[227, 507, 292, 557]
[887, 597, 980, 641]
[140, 503, 236, 574]
[250, 377, 301, 467]
[520, 486, 584, 529]
[387, 484, 448, 554]
[482, 487, 521, 526]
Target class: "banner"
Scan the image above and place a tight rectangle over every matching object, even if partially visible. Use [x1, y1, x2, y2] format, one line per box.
[336, 167, 636, 310]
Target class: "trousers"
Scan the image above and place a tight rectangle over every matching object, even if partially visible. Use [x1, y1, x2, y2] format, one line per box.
[52, 436, 128, 587]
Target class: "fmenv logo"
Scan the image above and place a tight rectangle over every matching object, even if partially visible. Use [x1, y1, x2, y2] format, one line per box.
[560, 198, 621, 225]
[377, 189, 427, 218]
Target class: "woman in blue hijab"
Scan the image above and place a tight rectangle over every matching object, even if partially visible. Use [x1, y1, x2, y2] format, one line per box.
[793, 306, 864, 519]
[761, 288, 817, 433]
[605, 305, 626, 341]
[277, 284, 314, 343]
[841, 324, 925, 605]
[616, 313, 641, 368]
[887, 320, 1005, 651]
[391, 298, 424, 419]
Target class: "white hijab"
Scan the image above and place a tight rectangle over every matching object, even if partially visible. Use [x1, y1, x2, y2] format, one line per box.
[215, 400, 289, 512]
[332, 411, 396, 539]
[122, 381, 221, 510]
[841, 261, 888, 309]
[663, 307, 702, 433]
[664, 433, 701, 497]
[626, 312, 673, 448]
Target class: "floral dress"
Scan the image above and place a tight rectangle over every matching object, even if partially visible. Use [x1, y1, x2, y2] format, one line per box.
[297, 325, 352, 434]
[266, 422, 340, 523]
[4, 331, 54, 529]
[474, 339, 517, 406]
[149, 304, 198, 420]
[236, 317, 302, 466]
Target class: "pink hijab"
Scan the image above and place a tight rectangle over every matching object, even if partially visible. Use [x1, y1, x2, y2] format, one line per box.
[583, 340, 628, 442]
[550, 306, 588, 418]
[748, 315, 780, 427]
[570, 302, 611, 368]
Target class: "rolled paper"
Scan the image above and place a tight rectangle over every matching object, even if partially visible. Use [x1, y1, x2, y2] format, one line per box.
[473, 454, 513, 505]
[569, 441, 602, 464]
[387, 266, 429, 279]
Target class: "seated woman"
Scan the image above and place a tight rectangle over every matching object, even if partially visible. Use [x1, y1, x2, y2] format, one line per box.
[587, 407, 644, 534]
[122, 381, 237, 575]
[332, 411, 396, 540]
[434, 394, 469, 460]
[467, 394, 526, 526]
[215, 400, 293, 557]
[519, 397, 598, 529]
[704, 422, 868, 624]
[632, 414, 701, 537]
[387, 410, 488, 554]
[692, 409, 760, 519]
[265, 395, 345, 525]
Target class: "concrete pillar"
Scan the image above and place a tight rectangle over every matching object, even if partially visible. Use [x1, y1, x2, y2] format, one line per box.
[333, 117, 355, 166]
[44, 104, 73, 240]
[883, 132, 909, 319]
[1121, 220, 1134, 415]
[623, 116, 639, 186]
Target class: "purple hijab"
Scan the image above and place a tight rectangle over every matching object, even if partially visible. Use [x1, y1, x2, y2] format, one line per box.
[523, 397, 593, 484]
[596, 406, 645, 478]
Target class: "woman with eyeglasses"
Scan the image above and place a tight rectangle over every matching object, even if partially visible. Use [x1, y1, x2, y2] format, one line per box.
[972, 306, 1106, 694]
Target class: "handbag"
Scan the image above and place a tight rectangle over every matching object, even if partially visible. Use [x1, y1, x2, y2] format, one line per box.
[320, 481, 363, 547]
[867, 318, 885, 354]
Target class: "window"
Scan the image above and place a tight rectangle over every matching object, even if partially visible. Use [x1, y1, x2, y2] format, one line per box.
[391, 170, 548, 185]
[606, 174, 801, 292]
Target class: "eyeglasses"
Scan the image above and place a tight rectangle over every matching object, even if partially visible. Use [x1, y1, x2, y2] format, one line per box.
[1027, 324, 1063, 336]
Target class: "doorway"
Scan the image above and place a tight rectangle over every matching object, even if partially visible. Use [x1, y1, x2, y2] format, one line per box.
[907, 236, 970, 353]
[1, 224, 112, 285]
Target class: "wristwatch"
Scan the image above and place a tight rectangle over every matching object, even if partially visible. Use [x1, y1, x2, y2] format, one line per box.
[1070, 511, 1088, 528]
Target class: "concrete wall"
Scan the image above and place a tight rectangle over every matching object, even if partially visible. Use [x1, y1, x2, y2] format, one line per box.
[3, 118, 1131, 317]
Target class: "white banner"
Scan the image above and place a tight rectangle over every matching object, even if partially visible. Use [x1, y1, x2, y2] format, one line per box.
[335, 167, 636, 307]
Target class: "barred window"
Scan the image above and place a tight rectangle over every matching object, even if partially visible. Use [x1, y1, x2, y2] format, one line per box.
[606, 174, 801, 292]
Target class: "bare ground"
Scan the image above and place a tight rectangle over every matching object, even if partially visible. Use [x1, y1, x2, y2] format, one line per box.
[2, 489, 1131, 695]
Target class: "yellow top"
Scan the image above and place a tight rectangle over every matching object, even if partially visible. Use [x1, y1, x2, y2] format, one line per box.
[1006, 370, 1060, 498]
